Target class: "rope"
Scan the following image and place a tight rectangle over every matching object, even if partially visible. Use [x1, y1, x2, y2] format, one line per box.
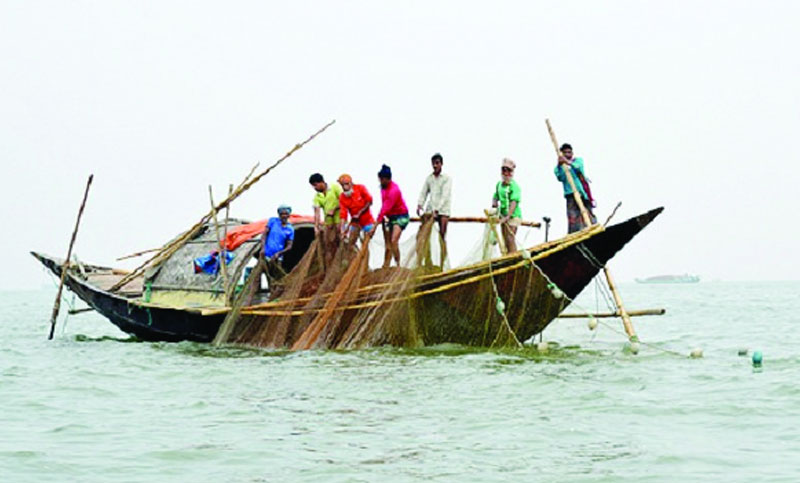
[576, 243, 604, 270]
[486, 259, 522, 348]
[542, 266, 683, 358]
[46, 269, 79, 335]
[574, 243, 616, 312]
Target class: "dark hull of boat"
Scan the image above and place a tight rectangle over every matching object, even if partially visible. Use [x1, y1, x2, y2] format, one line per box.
[32, 253, 225, 342]
[32, 207, 663, 345]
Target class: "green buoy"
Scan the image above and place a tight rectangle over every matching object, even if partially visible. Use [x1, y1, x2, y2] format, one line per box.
[752, 350, 763, 367]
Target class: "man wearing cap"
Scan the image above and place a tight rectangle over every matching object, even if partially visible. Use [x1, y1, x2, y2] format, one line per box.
[338, 174, 375, 244]
[370, 164, 410, 268]
[554, 143, 597, 233]
[492, 158, 522, 253]
[309, 173, 343, 267]
[262, 204, 295, 267]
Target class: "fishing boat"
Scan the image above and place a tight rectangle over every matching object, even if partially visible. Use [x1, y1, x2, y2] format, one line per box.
[32, 207, 663, 347]
[635, 274, 700, 284]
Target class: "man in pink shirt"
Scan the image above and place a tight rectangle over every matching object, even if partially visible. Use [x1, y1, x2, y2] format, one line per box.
[370, 164, 409, 268]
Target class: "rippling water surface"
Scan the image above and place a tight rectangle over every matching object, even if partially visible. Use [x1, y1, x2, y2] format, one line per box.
[1, 282, 798, 481]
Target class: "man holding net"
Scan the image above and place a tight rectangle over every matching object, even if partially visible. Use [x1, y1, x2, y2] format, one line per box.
[309, 173, 343, 267]
[370, 164, 410, 268]
[492, 158, 522, 254]
[416, 152, 452, 266]
[338, 174, 375, 244]
[261, 204, 295, 281]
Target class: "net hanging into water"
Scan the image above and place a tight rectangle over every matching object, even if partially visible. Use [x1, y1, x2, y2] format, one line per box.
[217, 217, 569, 350]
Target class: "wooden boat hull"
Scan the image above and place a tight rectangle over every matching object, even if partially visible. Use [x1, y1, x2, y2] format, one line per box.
[32, 207, 662, 345]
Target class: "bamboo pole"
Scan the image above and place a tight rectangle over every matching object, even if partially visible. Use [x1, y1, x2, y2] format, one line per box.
[49, 174, 93, 340]
[109, 119, 336, 293]
[546, 119, 592, 227]
[558, 308, 665, 319]
[212, 258, 266, 346]
[224, 184, 232, 245]
[223, 183, 232, 289]
[409, 216, 541, 228]
[116, 248, 159, 261]
[545, 119, 638, 343]
[603, 267, 638, 341]
[208, 185, 228, 287]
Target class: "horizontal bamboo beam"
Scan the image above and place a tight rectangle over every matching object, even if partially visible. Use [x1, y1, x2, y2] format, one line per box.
[410, 216, 541, 228]
[558, 308, 665, 319]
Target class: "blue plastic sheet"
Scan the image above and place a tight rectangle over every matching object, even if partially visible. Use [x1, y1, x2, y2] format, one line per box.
[193, 251, 235, 275]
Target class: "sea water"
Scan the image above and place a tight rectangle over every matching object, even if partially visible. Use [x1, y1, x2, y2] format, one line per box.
[1, 282, 798, 482]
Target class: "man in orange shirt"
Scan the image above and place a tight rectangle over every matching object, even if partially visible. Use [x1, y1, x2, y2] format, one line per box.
[338, 174, 375, 244]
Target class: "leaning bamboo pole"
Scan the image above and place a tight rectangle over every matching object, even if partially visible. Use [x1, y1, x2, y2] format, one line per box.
[116, 247, 159, 261]
[109, 120, 336, 293]
[602, 267, 637, 340]
[208, 185, 228, 287]
[545, 119, 592, 227]
[212, 257, 266, 346]
[49, 174, 93, 340]
[545, 119, 638, 342]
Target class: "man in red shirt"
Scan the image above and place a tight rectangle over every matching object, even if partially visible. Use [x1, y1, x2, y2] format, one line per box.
[338, 174, 375, 244]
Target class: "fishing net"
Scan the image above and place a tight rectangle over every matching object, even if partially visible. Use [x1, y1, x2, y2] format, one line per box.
[217, 216, 571, 350]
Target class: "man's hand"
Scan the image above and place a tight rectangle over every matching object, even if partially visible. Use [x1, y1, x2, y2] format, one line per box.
[500, 215, 509, 224]
[558, 156, 569, 165]
[314, 225, 321, 236]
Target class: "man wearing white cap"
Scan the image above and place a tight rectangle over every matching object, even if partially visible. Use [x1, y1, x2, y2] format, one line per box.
[491, 158, 522, 253]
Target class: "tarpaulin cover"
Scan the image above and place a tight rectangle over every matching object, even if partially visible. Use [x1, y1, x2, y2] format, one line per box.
[222, 215, 314, 251]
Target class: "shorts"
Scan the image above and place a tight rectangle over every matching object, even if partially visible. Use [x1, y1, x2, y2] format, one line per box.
[349, 223, 374, 233]
[506, 217, 521, 227]
[383, 214, 410, 231]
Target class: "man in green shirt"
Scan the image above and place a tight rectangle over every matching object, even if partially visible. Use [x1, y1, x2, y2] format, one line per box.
[491, 158, 522, 253]
[309, 173, 343, 267]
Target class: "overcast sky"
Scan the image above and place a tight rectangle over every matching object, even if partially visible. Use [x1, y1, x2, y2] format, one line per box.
[2, 0, 799, 290]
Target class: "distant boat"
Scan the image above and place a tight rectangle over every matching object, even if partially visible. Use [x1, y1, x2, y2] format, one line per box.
[635, 274, 700, 284]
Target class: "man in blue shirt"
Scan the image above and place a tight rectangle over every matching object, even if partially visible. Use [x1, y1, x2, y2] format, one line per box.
[263, 204, 295, 263]
[554, 143, 597, 233]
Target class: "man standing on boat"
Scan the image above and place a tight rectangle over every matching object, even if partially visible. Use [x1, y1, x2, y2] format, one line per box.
[309, 173, 343, 267]
[492, 158, 522, 253]
[261, 204, 295, 278]
[338, 174, 375, 244]
[370, 164, 410, 268]
[554, 143, 597, 233]
[417, 152, 452, 266]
